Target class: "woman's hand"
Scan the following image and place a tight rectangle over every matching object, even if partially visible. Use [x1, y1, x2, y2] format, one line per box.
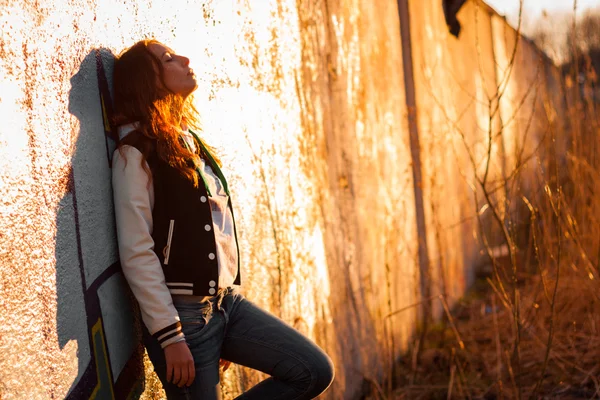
[164, 341, 195, 387]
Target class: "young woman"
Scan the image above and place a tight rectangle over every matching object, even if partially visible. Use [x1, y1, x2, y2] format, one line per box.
[111, 39, 334, 399]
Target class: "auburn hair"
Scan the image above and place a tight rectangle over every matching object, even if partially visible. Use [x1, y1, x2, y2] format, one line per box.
[112, 39, 220, 188]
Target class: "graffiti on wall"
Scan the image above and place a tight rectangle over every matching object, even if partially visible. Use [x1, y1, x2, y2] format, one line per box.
[59, 49, 143, 399]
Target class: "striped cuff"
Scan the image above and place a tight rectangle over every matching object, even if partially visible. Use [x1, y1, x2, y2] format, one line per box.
[152, 322, 185, 349]
[166, 282, 194, 296]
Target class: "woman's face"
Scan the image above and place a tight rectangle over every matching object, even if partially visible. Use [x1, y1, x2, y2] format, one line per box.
[148, 43, 197, 98]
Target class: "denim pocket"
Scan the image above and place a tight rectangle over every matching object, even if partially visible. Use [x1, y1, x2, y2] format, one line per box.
[177, 301, 212, 341]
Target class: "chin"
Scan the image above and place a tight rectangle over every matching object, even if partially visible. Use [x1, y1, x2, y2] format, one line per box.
[187, 78, 198, 92]
[180, 86, 198, 99]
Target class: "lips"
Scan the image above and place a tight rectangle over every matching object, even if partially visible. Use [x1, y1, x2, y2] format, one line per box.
[187, 69, 194, 76]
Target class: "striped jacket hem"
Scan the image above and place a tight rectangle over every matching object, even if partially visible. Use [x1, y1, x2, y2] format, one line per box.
[166, 282, 194, 296]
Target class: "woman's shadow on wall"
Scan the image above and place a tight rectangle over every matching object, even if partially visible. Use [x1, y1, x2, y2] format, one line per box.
[55, 48, 144, 399]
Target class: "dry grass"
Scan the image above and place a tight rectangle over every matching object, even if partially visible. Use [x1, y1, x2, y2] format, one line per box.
[388, 267, 600, 399]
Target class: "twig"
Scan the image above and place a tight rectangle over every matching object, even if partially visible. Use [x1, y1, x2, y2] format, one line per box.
[440, 296, 465, 351]
[384, 295, 442, 321]
[492, 294, 503, 385]
[359, 372, 387, 400]
[447, 356, 456, 400]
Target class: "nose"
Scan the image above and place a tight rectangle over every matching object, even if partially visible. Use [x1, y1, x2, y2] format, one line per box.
[178, 55, 190, 66]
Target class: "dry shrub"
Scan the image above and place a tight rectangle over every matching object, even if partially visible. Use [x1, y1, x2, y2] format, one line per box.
[386, 36, 600, 400]
[380, 1, 600, 396]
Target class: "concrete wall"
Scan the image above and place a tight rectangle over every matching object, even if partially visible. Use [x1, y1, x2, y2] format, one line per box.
[407, 0, 565, 291]
[0, 0, 564, 398]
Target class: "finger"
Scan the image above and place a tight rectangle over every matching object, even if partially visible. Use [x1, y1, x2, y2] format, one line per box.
[172, 364, 182, 386]
[166, 361, 173, 383]
[187, 361, 195, 386]
[178, 365, 188, 388]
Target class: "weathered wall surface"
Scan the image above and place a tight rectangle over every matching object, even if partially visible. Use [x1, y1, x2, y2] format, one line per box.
[407, 0, 566, 306]
[291, 2, 416, 396]
[0, 0, 564, 399]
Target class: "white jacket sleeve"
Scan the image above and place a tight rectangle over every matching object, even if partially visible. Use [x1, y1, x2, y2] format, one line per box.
[112, 145, 185, 348]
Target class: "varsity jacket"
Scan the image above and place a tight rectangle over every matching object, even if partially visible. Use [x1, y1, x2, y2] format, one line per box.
[112, 127, 241, 348]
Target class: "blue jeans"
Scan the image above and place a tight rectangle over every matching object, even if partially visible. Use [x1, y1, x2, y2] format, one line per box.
[143, 287, 335, 399]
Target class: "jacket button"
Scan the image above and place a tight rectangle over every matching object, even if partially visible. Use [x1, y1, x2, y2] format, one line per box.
[209, 288, 216, 295]
[208, 253, 215, 260]
[205, 224, 211, 231]
[209, 280, 216, 287]
[200, 196, 207, 203]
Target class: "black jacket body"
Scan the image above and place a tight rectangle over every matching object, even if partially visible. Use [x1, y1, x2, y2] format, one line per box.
[127, 130, 241, 297]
